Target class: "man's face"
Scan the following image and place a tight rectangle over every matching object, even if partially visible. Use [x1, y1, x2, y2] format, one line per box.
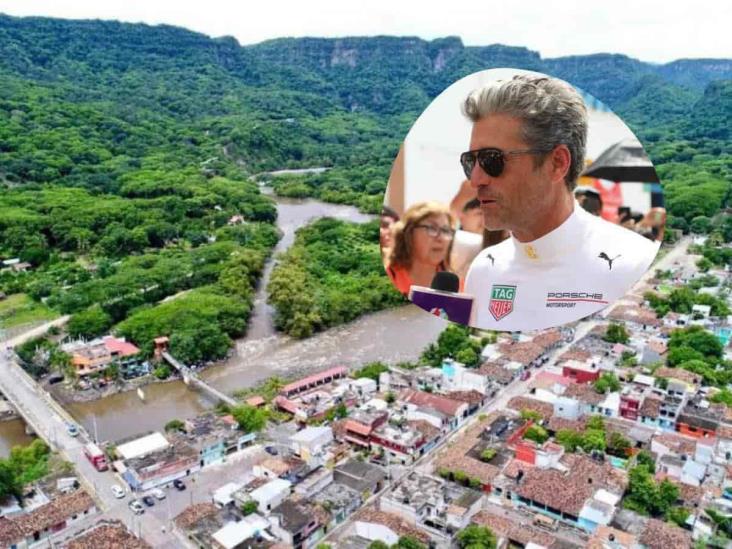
[468, 114, 555, 242]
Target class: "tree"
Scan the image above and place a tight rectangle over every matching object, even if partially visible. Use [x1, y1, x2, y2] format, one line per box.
[624, 464, 679, 516]
[457, 524, 497, 549]
[636, 450, 656, 474]
[335, 403, 348, 419]
[523, 425, 549, 445]
[241, 501, 258, 515]
[164, 419, 185, 432]
[520, 409, 542, 422]
[556, 429, 584, 452]
[690, 216, 712, 234]
[67, 305, 113, 339]
[367, 542, 390, 549]
[586, 415, 605, 431]
[354, 362, 388, 382]
[607, 431, 631, 457]
[393, 537, 427, 549]
[231, 404, 267, 433]
[480, 448, 497, 462]
[580, 429, 607, 453]
[669, 326, 723, 362]
[594, 373, 621, 394]
[385, 392, 396, 404]
[604, 323, 629, 344]
[153, 365, 171, 380]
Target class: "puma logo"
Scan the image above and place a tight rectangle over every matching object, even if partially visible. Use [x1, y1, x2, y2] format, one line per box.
[487, 254, 495, 266]
[598, 252, 621, 270]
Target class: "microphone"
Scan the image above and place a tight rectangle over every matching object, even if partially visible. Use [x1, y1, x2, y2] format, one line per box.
[409, 272, 474, 325]
[431, 271, 459, 293]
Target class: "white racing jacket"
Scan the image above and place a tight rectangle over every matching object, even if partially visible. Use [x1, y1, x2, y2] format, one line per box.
[465, 205, 660, 332]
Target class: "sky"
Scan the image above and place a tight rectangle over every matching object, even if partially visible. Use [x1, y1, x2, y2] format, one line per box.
[0, 0, 730, 63]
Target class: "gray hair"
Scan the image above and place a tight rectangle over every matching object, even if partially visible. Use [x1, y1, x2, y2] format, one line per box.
[463, 74, 588, 190]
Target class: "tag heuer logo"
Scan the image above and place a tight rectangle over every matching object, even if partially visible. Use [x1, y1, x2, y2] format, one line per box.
[489, 284, 516, 321]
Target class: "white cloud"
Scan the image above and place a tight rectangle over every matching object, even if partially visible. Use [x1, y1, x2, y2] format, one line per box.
[0, 0, 730, 62]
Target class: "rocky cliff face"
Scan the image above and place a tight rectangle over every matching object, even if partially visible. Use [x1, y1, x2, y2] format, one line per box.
[0, 14, 729, 117]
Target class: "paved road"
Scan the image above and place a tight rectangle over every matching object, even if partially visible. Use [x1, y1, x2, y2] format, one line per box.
[0, 317, 250, 547]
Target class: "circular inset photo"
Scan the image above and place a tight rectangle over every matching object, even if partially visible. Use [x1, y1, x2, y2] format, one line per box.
[382, 68, 664, 332]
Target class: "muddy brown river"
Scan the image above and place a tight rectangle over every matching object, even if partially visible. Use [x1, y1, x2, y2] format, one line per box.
[65, 194, 445, 442]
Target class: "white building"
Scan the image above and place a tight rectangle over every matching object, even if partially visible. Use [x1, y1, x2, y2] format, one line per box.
[554, 396, 582, 420]
[250, 478, 292, 514]
[289, 426, 333, 463]
[212, 515, 273, 549]
[349, 377, 378, 397]
[441, 360, 489, 394]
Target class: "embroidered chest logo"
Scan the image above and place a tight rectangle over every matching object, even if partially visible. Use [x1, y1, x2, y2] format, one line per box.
[524, 245, 538, 260]
[598, 252, 621, 270]
[489, 284, 516, 321]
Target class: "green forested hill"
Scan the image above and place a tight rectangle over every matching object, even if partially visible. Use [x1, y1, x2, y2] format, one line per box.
[0, 14, 730, 344]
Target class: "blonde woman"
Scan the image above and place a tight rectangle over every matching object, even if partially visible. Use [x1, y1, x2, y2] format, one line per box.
[386, 202, 458, 296]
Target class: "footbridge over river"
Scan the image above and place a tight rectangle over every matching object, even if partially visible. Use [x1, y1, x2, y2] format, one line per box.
[161, 351, 236, 407]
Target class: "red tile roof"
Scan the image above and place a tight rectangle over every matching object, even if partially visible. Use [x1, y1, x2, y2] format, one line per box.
[532, 329, 562, 350]
[65, 520, 151, 548]
[0, 490, 95, 546]
[400, 389, 465, 417]
[515, 454, 627, 516]
[534, 371, 573, 387]
[103, 336, 139, 357]
[174, 503, 218, 530]
[507, 396, 553, 419]
[639, 396, 662, 419]
[343, 419, 372, 436]
[446, 390, 485, 405]
[498, 341, 545, 366]
[563, 382, 605, 406]
[281, 366, 347, 394]
[557, 347, 591, 364]
[356, 509, 430, 543]
[479, 362, 516, 384]
[471, 509, 557, 547]
[639, 518, 691, 549]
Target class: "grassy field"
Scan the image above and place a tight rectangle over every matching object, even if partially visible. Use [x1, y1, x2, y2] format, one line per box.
[0, 294, 58, 329]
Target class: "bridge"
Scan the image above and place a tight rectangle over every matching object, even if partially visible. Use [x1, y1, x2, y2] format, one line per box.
[161, 351, 237, 407]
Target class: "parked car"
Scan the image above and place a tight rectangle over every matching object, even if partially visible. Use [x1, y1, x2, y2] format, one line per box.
[128, 499, 145, 515]
[111, 485, 125, 499]
[142, 496, 155, 507]
[66, 423, 79, 437]
[150, 488, 166, 500]
[173, 479, 186, 491]
[520, 370, 531, 381]
[265, 446, 278, 456]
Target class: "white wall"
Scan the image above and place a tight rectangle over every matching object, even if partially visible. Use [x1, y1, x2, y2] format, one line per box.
[354, 522, 399, 546]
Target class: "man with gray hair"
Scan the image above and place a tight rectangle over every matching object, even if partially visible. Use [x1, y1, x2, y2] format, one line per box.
[461, 74, 658, 331]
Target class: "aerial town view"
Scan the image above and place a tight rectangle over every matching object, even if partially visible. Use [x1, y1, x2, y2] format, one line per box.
[0, 6, 731, 549]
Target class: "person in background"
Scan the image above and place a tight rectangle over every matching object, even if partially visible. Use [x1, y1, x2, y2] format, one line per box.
[458, 198, 484, 234]
[379, 205, 399, 264]
[386, 202, 456, 296]
[575, 187, 603, 216]
[450, 180, 510, 278]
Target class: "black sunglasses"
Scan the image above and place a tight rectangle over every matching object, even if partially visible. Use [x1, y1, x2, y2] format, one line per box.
[459, 147, 552, 179]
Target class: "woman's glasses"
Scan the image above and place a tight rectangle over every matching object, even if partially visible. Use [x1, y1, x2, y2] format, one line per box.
[414, 224, 455, 238]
